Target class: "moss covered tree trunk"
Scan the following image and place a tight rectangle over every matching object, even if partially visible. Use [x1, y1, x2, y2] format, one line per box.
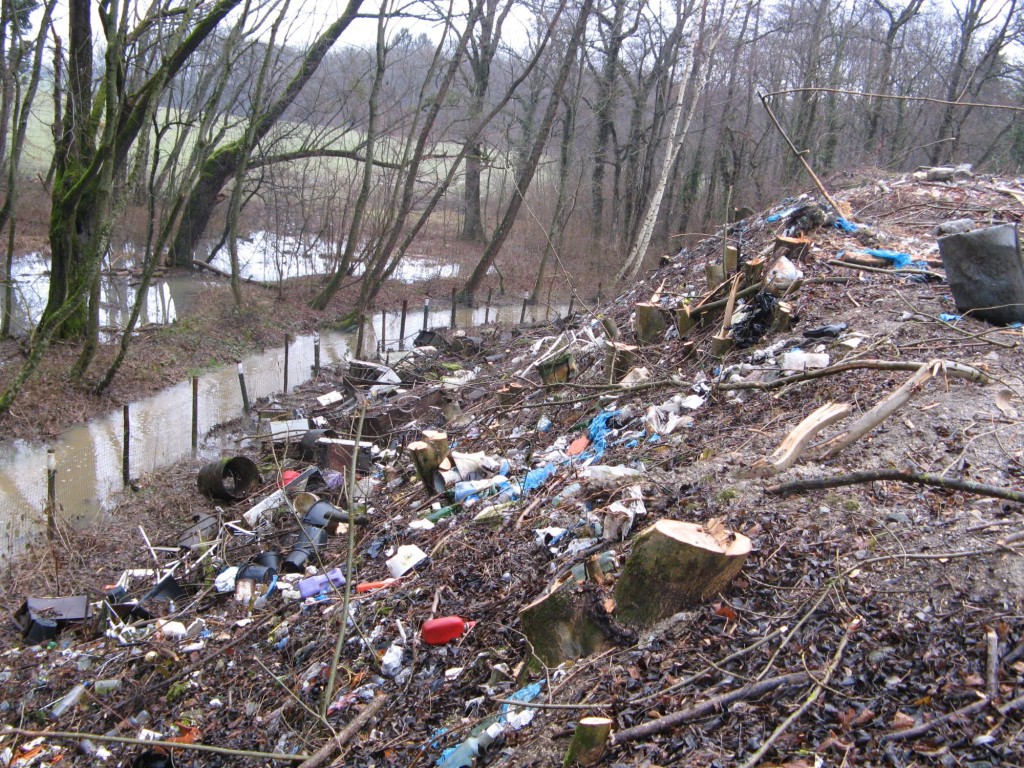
[168, 0, 364, 268]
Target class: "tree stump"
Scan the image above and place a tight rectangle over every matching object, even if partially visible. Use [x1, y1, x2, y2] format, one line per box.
[408, 430, 450, 493]
[675, 305, 696, 337]
[519, 580, 623, 667]
[604, 341, 638, 384]
[724, 245, 739, 273]
[563, 717, 613, 767]
[705, 262, 726, 291]
[634, 303, 667, 345]
[615, 519, 751, 628]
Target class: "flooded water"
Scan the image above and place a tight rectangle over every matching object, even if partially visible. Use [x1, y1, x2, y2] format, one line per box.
[0, 295, 568, 561]
[3, 233, 464, 335]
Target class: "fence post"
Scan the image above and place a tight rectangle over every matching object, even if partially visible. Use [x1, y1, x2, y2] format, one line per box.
[485, 287, 492, 324]
[380, 311, 386, 355]
[567, 294, 575, 318]
[191, 377, 199, 456]
[450, 285, 457, 329]
[399, 299, 408, 350]
[238, 362, 251, 414]
[283, 333, 290, 393]
[122, 404, 130, 486]
[313, 332, 321, 378]
[520, 291, 529, 324]
[355, 315, 365, 359]
[422, 298, 430, 331]
[46, 448, 56, 538]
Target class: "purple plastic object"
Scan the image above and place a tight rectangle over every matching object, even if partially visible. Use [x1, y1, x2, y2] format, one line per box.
[298, 567, 347, 598]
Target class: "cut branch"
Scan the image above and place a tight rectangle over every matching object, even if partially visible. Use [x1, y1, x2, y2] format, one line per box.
[815, 360, 940, 459]
[611, 672, 810, 745]
[718, 358, 991, 392]
[767, 470, 1024, 504]
[739, 402, 852, 478]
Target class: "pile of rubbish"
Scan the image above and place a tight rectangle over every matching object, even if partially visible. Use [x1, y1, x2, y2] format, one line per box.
[3, 168, 1024, 767]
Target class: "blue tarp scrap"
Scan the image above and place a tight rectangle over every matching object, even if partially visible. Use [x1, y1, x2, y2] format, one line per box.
[834, 217, 858, 233]
[522, 410, 621, 494]
[766, 205, 800, 223]
[863, 248, 915, 269]
[939, 313, 962, 323]
[522, 463, 556, 494]
[587, 409, 620, 459]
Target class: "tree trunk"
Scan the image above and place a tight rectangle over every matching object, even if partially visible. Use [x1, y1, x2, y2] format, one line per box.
[460, 0, 593, 304]
[169, 0, 364, 267]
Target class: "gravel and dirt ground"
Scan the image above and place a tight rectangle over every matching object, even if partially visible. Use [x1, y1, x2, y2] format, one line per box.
[2, 171, 1024, 767]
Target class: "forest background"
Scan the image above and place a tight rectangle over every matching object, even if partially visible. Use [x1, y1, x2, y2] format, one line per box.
[0, 0, 1020, 416]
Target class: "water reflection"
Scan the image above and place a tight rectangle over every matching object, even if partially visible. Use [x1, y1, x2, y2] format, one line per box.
[4, 238, 466, 334]
[3, 252, 217, 336]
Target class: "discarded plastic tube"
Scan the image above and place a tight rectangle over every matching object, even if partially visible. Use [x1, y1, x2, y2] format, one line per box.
[356, 578, 398, 593]
[422, 616, 475, 645]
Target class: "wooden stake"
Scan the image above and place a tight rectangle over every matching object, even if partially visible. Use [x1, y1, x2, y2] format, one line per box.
[191, 376, 199, 456]
[399, 300, 408, 350]
[283, 333, 290, 393]
[122, 405, 130, 485]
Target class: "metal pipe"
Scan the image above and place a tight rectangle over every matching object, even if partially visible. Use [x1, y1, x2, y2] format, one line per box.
[313, 332, 320, 377]
[450, 285, 457, 329]
[485, 287, 492, 324]
[422, 298, 430, 331]
[520, 291, 529, 324]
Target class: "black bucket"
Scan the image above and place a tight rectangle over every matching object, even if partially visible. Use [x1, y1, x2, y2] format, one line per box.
[197, 456, 261, 501]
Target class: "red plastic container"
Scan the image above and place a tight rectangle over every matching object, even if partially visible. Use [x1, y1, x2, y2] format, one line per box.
[421, 616, 475, 645]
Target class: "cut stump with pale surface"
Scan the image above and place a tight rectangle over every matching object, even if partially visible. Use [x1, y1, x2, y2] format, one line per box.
[615, 519, 751, 628]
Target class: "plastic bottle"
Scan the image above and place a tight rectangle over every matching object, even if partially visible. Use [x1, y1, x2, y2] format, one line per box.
[51, 683, 87, 719]
[422, 616, 475, 645]
[438, 722, 503, 768]
[298, 567, 346, 598]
